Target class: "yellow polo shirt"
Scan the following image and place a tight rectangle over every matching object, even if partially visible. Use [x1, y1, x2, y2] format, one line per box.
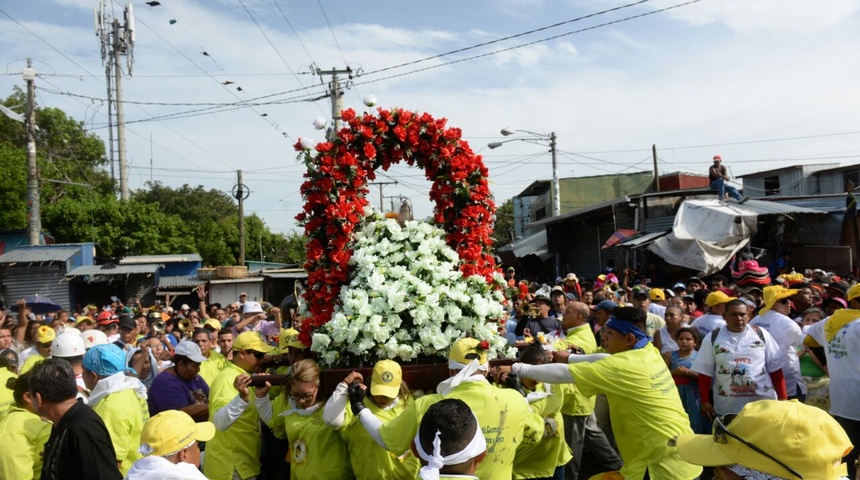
[91, 388, 149, 475]
[379, 380, 543, 480]
[554, 324, 598, 416]
[568, 345, 701, 479]
[276, 403, 353, 480]
[198, 350, 226, 386]
[513, 383, 572, 479]
[0, 407, 51, 480]
[204, 361, 262, 480]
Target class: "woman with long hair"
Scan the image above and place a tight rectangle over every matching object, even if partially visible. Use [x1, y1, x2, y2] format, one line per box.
[0, 371, 52, 479]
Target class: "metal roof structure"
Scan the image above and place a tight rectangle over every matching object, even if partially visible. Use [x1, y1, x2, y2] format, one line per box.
[0, 246, 80, 264]
[531, 196, 631, 228]
[66, 264, 160, 277]
[618, 231, 670, 248]
[261, 271, 307, 279]
[119, 253, 202, 264]
[734, 199, 827, 216]
[158, 274, 205, 289]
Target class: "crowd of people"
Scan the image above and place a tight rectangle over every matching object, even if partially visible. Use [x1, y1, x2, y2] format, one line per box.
[0, 259, 857, 479]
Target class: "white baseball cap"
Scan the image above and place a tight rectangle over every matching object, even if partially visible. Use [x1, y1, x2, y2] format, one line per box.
[180, 304, 190, 311]
[81, 329, 109, 349]
[52, 332, 87, 357]
[174, 340, 207, 363]
[243, 301, 264, 314]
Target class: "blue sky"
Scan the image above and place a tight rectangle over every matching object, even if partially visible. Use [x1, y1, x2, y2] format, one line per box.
[1, 0, 859, 235]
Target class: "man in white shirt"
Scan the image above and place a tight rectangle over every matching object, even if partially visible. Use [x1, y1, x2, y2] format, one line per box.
[690, 291, 734, 339]
[804, 282, 860, 479]
[692, 300, 786, 421]
[750, 285, 806, 400]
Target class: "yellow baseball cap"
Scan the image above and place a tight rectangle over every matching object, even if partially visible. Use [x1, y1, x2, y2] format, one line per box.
[758, 285, 799, 315]
[846, 283, 860, 302]
[37, 325, 57, 344]
[233, 331, 275, 354]
[279, 328, 305, 353]
[370, 359, 402, 398]
[649, 288, 666, 301]
[674, 400, 852, 479]
[449, 338, 488, 366]
[75, 315, 94, 326]
[139, 410, 215, 457]
[705, 291, 736, 307]
[203, 319, 221, 331]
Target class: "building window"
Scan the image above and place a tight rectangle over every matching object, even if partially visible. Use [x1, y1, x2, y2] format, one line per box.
[764, 175, 780, 196]
[535, 206, 547, 221]
[843, 170, 860, 190]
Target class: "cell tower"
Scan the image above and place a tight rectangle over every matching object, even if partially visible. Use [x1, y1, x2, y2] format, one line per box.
[95, 0, 135, 201]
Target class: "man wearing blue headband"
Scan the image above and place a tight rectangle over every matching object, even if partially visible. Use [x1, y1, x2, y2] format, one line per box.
[505, 306, 702, 479]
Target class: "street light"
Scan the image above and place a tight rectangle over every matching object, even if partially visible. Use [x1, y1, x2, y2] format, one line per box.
[488, 128, 560, 217]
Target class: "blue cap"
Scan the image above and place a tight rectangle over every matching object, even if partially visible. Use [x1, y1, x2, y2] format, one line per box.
[592, 300, 618, 312]
[83, 344, 126, 377]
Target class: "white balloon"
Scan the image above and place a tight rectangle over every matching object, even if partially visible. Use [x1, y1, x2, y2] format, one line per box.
[363, 94, 377, 107]
[312, 116, 327, 130]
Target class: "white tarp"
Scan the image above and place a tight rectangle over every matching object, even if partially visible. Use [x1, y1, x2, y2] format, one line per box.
[649, 200, 758, 274]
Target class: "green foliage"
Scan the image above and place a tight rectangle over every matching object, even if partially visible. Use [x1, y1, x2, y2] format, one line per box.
[0, 88, 306, 266]
[492, 198, 515, 248]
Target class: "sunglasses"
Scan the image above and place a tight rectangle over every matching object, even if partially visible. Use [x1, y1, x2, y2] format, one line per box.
[248, 351, 266, 360]
[712, 416, 802, 479]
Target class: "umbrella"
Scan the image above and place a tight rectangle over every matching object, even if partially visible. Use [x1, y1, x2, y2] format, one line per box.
[602, 229, 640, 250]
[10, 295, 63, 315]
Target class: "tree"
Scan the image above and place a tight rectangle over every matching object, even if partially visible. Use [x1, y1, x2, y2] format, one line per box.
[492, 198, 515, 248]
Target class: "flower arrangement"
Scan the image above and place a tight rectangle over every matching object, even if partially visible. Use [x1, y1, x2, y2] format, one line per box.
[310, 216, 515, 367]
[294, 107, 498, 351]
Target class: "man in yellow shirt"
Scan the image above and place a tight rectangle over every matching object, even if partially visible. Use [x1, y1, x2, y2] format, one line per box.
[204, 331, 275, 480]
[19, 325, 55, 375]
[351, 337, 544, 480]
[192, 327, 225, 386]
[82, 344, 149, 475]
[552, 302, 622, 479]
[510, 306, 702, 479]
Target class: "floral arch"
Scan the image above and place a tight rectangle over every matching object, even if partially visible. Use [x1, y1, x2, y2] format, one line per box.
[294, 107, 497, 346]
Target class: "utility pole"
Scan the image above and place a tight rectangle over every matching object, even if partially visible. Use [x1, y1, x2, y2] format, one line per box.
[96, 1, 134, 201]
[371, 181, 397, 212]
[24, 59, 40, 246]
[233, 170, 250, 266]
[652, 144, 660, 192]
[550, 132, 560, 217]
[314, 66, 358, 139]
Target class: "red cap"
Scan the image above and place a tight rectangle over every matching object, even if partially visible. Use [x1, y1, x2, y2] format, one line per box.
[713, 155, 722, 161]
[96, 310, 118, 325]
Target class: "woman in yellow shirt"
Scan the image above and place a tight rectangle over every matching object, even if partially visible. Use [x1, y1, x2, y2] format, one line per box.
[269, 359, 353, 480]
[0, 372, 52, 480]
[323, 360, 421, 479]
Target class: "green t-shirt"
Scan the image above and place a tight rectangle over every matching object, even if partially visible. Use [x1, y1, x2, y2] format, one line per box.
[204, 361, 262, 480]
[91, 388, 149, 475]
[568, 346, 702, 480]
[0, 407, 51, 480]
[553, 323, 598, 416]
[378, 379, 543, 480]
[199, 350, 226, 387]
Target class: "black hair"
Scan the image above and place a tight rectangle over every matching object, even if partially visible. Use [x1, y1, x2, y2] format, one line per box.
[609, 306, 646, 330]
[674, 326, 700, 344]
[709, 274, 728, 285]
[218, 327, 233, 337]
[28, 358, 77, 403]
[8, 371, 33, 406]
[724, 299, 749, 312]
[419, 398, 478, 459]
[192, 327, 208, 339]
[519, 342, 549, 365]
[173, 354, 195, 366]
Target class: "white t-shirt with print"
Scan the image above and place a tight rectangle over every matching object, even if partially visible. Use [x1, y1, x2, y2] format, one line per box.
[750, 310, 805, 396]
[690, 313, 726, 339]
[692, 326, 782, 416]
[806, 317, 860, 420]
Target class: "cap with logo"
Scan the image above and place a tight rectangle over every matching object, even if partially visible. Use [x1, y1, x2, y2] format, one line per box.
[139, 410, 216, 457]
[279, 328, 305, 353]
[52, 332, 86, 358]
[233, 331, 275, 354]
[448, 338, 488, 366]
[118, 314, 136, 330]
[243, 301, 264, 314]
[0, 349, 18, 368]
[36, 325, 56, 344]
[370, 359, 403, 398]
[173, 340, 208, 363]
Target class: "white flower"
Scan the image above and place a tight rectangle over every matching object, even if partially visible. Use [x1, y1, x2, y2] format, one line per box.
[363, 94, 377, 107]
[299, 137, 315, 150]
[312, 116, 327, 130]
[311, 333, 331, 351]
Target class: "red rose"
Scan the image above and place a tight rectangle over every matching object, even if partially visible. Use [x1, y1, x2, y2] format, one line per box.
[478, 340, 490, 350]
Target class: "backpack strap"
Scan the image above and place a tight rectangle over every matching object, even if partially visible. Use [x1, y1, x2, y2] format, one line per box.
[711, 325, 766, 344]
[750, 324, 766, 343]
[711, 327, 720, 345]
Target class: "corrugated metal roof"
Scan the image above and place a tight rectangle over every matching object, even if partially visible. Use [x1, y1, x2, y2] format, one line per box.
[767, 196, 846, 213]
[158, 274, 205, 289]
[531, 196, 631, 228]
[618, 231, 670, 248]
[66, 264, 160, 277]
[0, 246, 80, 264]
[735, 199, 827, 216]
[209, 277, 263, 284]
[261, 272, 308, 279]
[119, 253, 202, 264]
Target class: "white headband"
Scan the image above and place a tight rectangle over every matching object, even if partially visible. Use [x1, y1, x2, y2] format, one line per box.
[447, 358, 488, 372]
[414, 414, 487, 480]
